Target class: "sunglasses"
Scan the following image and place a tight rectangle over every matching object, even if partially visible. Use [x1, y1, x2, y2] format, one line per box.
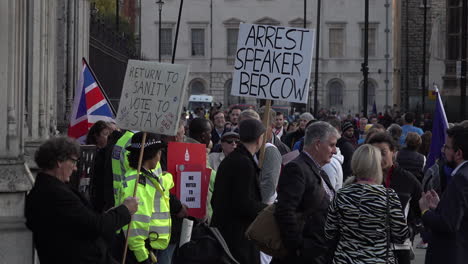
[223, 139, 239, 144]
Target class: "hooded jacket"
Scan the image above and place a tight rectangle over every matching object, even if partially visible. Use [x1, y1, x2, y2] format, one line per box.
[322, 147, 344, 191]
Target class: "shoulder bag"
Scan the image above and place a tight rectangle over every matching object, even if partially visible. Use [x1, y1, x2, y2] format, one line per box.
[245, 204, 302, 257]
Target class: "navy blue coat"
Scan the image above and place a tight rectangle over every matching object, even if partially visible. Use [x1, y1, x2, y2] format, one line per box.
[423, 162, 468, 264]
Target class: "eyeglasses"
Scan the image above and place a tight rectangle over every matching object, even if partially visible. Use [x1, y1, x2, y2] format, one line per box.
[69, 157, 79, 165]
[443, 144, 453, 150]
[223, 139, 239, 144]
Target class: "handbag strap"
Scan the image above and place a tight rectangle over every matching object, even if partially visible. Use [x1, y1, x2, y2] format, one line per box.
[142, 168, 171, 209]
[385, 188, 390, 264]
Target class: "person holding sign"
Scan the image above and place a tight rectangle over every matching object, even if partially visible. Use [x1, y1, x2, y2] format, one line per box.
[211, 119, 268, 264]
[121, 132, 173, 264]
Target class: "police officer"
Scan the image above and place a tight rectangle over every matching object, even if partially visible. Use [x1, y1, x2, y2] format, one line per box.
[122, 132, 173, 264]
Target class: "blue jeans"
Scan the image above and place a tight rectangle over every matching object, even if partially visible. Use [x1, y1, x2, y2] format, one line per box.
[157, 243, 177, 264]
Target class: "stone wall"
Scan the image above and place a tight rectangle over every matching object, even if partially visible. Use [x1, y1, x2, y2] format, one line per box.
[400, 0, 434, 109]
[0, 1, 34, 263]
[0, 1, 91, 263]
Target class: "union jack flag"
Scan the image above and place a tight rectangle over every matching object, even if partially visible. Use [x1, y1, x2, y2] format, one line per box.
[68, 58, 115, 143]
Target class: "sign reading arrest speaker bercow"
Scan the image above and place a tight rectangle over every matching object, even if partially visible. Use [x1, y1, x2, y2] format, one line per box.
[231, 23, 315, 104]
[115, 60, 189, 136]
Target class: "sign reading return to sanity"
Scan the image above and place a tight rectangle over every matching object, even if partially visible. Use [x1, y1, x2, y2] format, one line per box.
[116, 60, 189, 136]
[232, 24, 315, 104]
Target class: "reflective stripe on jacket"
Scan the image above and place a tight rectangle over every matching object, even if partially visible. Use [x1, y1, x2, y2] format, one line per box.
[122, 163, 173, 262]
[112, 131, 134, 205]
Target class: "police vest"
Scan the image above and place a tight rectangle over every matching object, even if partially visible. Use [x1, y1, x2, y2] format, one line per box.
[122, 163, 173, 262]
[111, 130, 134, 206]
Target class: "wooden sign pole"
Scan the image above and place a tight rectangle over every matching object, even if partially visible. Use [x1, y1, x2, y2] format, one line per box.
[258, 100, 271, 168]
[122, 132, 147, 264]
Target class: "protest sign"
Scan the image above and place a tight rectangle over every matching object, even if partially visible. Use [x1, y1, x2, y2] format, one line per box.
[115, 60, 189, 136]
[167, 142, 210, 218]
[176, 164, 211, 218]
[167, 142, 206, 185]
[231, 23, 315, 104]
[180, 170, 202, 208]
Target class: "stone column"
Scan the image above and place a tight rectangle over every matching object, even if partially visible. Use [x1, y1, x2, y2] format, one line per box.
[0, 0, 34, 263]
[56, 0, 90, 134]
[24, 0, 60, 168]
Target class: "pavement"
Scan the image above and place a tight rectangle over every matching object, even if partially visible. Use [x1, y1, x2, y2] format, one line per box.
[412, 236, 426, 264]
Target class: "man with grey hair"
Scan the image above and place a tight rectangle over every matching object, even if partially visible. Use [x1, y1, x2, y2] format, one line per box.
[231, 109, 260, 134]
[282, 112, 315, 149]
[273, 121, 339, 264]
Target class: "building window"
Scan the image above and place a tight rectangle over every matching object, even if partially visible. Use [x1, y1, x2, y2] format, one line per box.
[447, 0, 462, 60]
[190, 80, 205, 95]
[161, 28, 172, 56]
[191, 29, 205, 56]
[227, 28, 239, 57]
[328, 79, 344, 106]
[360, 26, 377, 57]
[329, 28, 344, 58]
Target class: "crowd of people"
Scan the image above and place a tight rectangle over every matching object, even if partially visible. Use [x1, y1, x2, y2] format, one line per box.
[25, 104, 468, 264]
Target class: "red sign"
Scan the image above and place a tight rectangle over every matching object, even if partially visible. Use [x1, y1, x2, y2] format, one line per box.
[167, 142, 209, 218]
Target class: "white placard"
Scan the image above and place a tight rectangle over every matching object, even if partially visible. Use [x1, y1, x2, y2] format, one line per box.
[231, 23, 315, 104]
[180, 171, 202, 208]
[115, 60, 189, 136]
[179, 218, 194, 248]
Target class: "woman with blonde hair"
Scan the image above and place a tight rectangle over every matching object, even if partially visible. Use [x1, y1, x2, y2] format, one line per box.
[325, 144, 409, 264]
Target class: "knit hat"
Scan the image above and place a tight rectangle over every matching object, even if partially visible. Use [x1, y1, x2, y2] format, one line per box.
[126, 132, 166, 151]
[239, 119, 266, 143]
[299, 112, 315, 122]
[342, 122, 354, 133]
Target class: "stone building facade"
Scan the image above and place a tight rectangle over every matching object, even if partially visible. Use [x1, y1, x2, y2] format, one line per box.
[398, 0, 467, 119]
[141, 0, 394, 114]
[0, 0, 90, 263]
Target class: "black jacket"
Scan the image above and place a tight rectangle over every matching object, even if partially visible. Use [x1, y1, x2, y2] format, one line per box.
[423, 162, 468, 264]
[273, 152, 333, 264]
[92, 130, 124, 212]
[385, 166, 423, 231]
[336, 137, 355, 180]
[282, 129, 305, 150]
[211, 143, 267, 264]
[26, 172, 131, 264]
[211, 127, 228, 146]
[396, 148, 425, 181]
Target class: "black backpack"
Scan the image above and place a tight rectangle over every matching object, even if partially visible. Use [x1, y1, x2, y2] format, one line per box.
[173, 220, 239, 264]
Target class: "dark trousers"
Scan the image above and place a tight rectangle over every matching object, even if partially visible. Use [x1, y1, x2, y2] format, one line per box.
[394, 250, 411, 264]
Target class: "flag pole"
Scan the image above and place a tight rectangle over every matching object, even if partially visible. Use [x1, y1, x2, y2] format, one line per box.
[82, 57, 117, 116]
[171, 0, 184, 64]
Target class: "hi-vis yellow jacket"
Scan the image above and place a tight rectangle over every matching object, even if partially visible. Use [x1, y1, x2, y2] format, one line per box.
[111, 130, 134, 206]
[122, 163, 173, 262]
